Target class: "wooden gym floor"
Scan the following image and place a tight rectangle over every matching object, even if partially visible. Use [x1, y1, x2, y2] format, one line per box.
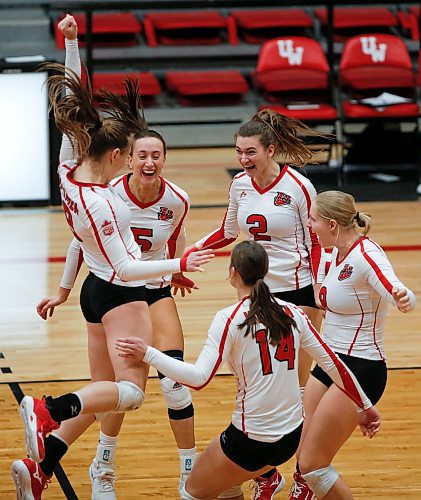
[0, 148, 420, 498]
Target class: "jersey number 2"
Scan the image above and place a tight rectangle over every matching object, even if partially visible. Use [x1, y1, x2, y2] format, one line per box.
[247, 214, 271, 241]
[255, 329, 295, 375]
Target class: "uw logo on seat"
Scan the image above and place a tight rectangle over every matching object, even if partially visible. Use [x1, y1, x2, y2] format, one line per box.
[360, 37, 387, 63]
[276, 40, 304, 65]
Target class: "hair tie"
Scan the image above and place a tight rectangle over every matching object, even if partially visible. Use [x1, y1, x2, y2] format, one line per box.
[354, 212, 360, 222]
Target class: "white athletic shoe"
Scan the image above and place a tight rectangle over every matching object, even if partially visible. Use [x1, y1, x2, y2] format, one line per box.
[89, 458, 116, 500]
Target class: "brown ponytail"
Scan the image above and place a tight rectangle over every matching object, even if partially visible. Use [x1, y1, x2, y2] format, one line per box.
[41, 63, 148, 161]
[236, 109, 331, 167]
[232, 241, 297, 345]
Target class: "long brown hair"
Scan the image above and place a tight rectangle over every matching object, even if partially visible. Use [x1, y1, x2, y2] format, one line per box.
[233, 241, 296, 345]
[42, 63, 148, 161]
[236, 108, 330, 167]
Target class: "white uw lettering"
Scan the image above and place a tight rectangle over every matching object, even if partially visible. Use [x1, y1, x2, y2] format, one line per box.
[276, 40, 304, 66]
[360, 36, 387, 63]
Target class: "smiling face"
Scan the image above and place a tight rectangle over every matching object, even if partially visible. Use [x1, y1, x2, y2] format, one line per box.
[308, 203, 337, 248]
[129, 136, 166, 184]
[235, 135, 274, 178]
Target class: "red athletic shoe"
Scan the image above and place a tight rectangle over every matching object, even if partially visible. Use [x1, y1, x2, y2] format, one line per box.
[11, 458, 51, 500]
[19, 396, 60, 463]
[251, 469, 285, 500]
[289, 472, 316, 500]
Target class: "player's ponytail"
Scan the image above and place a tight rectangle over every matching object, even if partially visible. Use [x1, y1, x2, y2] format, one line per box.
[232, 241, 296, 345]
[42, 63, 148, 162]
[236, 109, 331, 167]
[315, 190, 372, 236]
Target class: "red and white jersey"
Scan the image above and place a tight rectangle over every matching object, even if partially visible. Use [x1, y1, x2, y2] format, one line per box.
[58, 162, 182, 287]
[195, 166, 321, 292]
[111, 174, 189, 289]
[317, 237, 416, 361]
[144, 298, 371, 442]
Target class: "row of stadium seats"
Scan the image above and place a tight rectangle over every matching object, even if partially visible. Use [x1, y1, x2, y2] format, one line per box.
[53, 6, 420, 49]
[93, 34, 421, 122]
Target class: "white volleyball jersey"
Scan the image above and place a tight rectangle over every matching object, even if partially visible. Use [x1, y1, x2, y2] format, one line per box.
[144, 298, 371, 442]
[58, 163, 182, 287]
[317, 237, 416, 361]
[111, 174, 190, 289]
[195, 166, 321, 292]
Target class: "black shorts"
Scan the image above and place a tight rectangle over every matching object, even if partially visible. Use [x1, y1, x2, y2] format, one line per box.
[220, 422, 302, 472]
[145, 285, 172, 306]
[311, 352, 387, 404]
[274, 283, 317, 309]
[80, 272, 146, 323]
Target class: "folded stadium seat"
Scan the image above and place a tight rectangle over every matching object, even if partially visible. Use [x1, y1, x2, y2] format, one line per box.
[164, 70, 249, 106]
[92, 72, 161, 106]
[253, 37, 337, 122]
[227, 9, 313, 45]
[315, 7, 398, 42]
[397, 6, 420, 41]
[55, 12, 141, 49]
[339, 34, 418, 119]
[143, 11, 227, 47]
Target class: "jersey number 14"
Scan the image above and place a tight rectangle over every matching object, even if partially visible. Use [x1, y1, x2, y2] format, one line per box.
[255, 329, 295, 375]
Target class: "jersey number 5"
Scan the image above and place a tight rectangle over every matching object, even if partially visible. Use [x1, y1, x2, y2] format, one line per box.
[255, 329, 295, 375]
[247, 214, 271, 241]
[131, 227, 153, 252]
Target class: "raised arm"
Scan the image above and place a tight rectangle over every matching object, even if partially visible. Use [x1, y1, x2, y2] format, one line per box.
[58, 14, 81, 164]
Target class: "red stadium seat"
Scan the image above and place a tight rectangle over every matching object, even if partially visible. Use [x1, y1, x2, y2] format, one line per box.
[398, 6, 420, 41]
[55, 13, 141, 49]
[92, 72, 161, 106]
[315, 7, 398, 42]
[253, 37, 337, 122]
[143, 11, 227, 47]
[227, 9, 313, 45]
[339, 34, 418, 119]
[165, 70, 249, 106]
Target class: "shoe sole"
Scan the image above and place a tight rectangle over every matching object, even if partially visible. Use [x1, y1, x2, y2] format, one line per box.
[20, 396, 43, 463]
[11, 460, 35, 500]
[271, 475, 286, 499]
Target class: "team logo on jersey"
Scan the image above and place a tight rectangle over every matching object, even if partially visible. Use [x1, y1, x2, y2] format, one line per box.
[240, 190, 247, 198]
[101, 219, 114, 236]
[338, 264, 353, 281]
[157, 207, 174, 221]
[274, 192, 292, 206]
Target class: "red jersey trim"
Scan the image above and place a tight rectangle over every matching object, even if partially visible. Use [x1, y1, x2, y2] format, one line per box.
[66, 165, 108, 188]
[123, 174, 166, 209]
[300, 308, 366, 409]
[186, 298, 247, 391]
[360, 241, 394, 295]
[166, 181, 189, 259]
[251, 165, 288, 195]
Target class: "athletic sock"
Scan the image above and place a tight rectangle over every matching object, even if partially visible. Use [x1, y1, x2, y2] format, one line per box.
[95, 431, 117, 470]
[178, 447, 197, 477]
[40, 434, 69, 476]
[45, 393, 82, 422]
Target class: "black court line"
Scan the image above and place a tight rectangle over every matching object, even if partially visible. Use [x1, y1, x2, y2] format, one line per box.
[1, 365, 420, 388]
[8, 382, 78, 500]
